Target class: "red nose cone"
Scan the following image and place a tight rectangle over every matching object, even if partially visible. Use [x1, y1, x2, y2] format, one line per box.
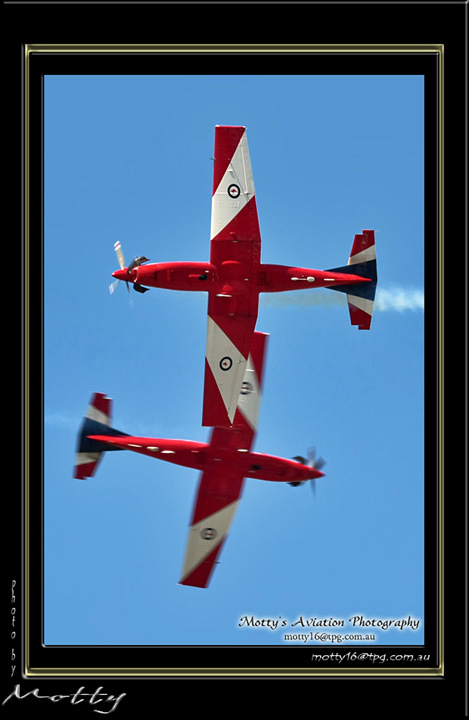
[112, 269, 130, 281]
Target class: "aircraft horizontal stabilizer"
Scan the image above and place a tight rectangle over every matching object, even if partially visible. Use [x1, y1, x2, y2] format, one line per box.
[326, 230, 377, 330]
[74, 393, 128, 479]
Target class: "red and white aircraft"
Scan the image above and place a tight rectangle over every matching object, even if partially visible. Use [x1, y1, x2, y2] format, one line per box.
[111, 125, 377, 428]
[74, 332, 325, 588]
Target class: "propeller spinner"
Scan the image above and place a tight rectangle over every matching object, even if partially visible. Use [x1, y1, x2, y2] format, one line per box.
[289, 446, 326, 494]
[109, 241, 150, 295]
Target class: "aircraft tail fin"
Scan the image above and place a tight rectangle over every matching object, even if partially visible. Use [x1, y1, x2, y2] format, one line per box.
[74, 393, 128, 479]
[326, 229, 377, 330]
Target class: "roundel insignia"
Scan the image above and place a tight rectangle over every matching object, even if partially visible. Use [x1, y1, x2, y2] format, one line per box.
[220, 356, 233, 371]
[201, 527, 217, 540]
[241, 381, 253, 395]
[227, 184, 241, 199]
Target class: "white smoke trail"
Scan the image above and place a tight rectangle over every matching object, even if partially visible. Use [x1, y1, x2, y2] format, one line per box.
[45, 410, 78, 428]
[374, 287, 424, 312]
[260, 287, 424, 312]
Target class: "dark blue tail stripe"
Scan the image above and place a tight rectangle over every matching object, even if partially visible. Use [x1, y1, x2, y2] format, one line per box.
[325, 259, 377, 300]
[77, 418, 129, 454]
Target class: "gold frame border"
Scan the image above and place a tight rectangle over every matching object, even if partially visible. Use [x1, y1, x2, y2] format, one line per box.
[23, 42, 444, 679]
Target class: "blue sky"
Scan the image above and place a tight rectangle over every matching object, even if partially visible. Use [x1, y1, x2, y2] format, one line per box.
[44, 74, 425, 647]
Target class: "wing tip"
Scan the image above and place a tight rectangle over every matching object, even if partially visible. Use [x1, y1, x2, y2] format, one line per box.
[179, 557, 218, 589]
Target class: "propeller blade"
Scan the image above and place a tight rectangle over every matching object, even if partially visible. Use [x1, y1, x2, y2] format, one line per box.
[109, 278, 131, 297]
[114, 241, 125, 270]
[308, 447, 325, 499]
[308, 446, 326, 471]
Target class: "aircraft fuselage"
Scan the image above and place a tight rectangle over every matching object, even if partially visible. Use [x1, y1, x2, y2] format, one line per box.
[88, 432, 324, 484]
[113, 259, 370, 295]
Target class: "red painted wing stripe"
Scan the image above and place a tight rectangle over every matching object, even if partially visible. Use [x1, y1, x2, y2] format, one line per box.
[179, 541, 226, 588]
[191, 474, 244, 525]
[210, 196, 262, 250]
[202, 358, 233, 427]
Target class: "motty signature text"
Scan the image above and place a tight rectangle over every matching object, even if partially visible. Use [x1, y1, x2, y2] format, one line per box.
[2, 685, 126, 714]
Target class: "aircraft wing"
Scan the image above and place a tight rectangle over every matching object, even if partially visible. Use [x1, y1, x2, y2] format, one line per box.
[181, 332, 268, 587]
[209, 125, 261, 261]
[179, 459, 245, 588]
[203, 126, 262, 427]
[203, 301, 257, 427]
